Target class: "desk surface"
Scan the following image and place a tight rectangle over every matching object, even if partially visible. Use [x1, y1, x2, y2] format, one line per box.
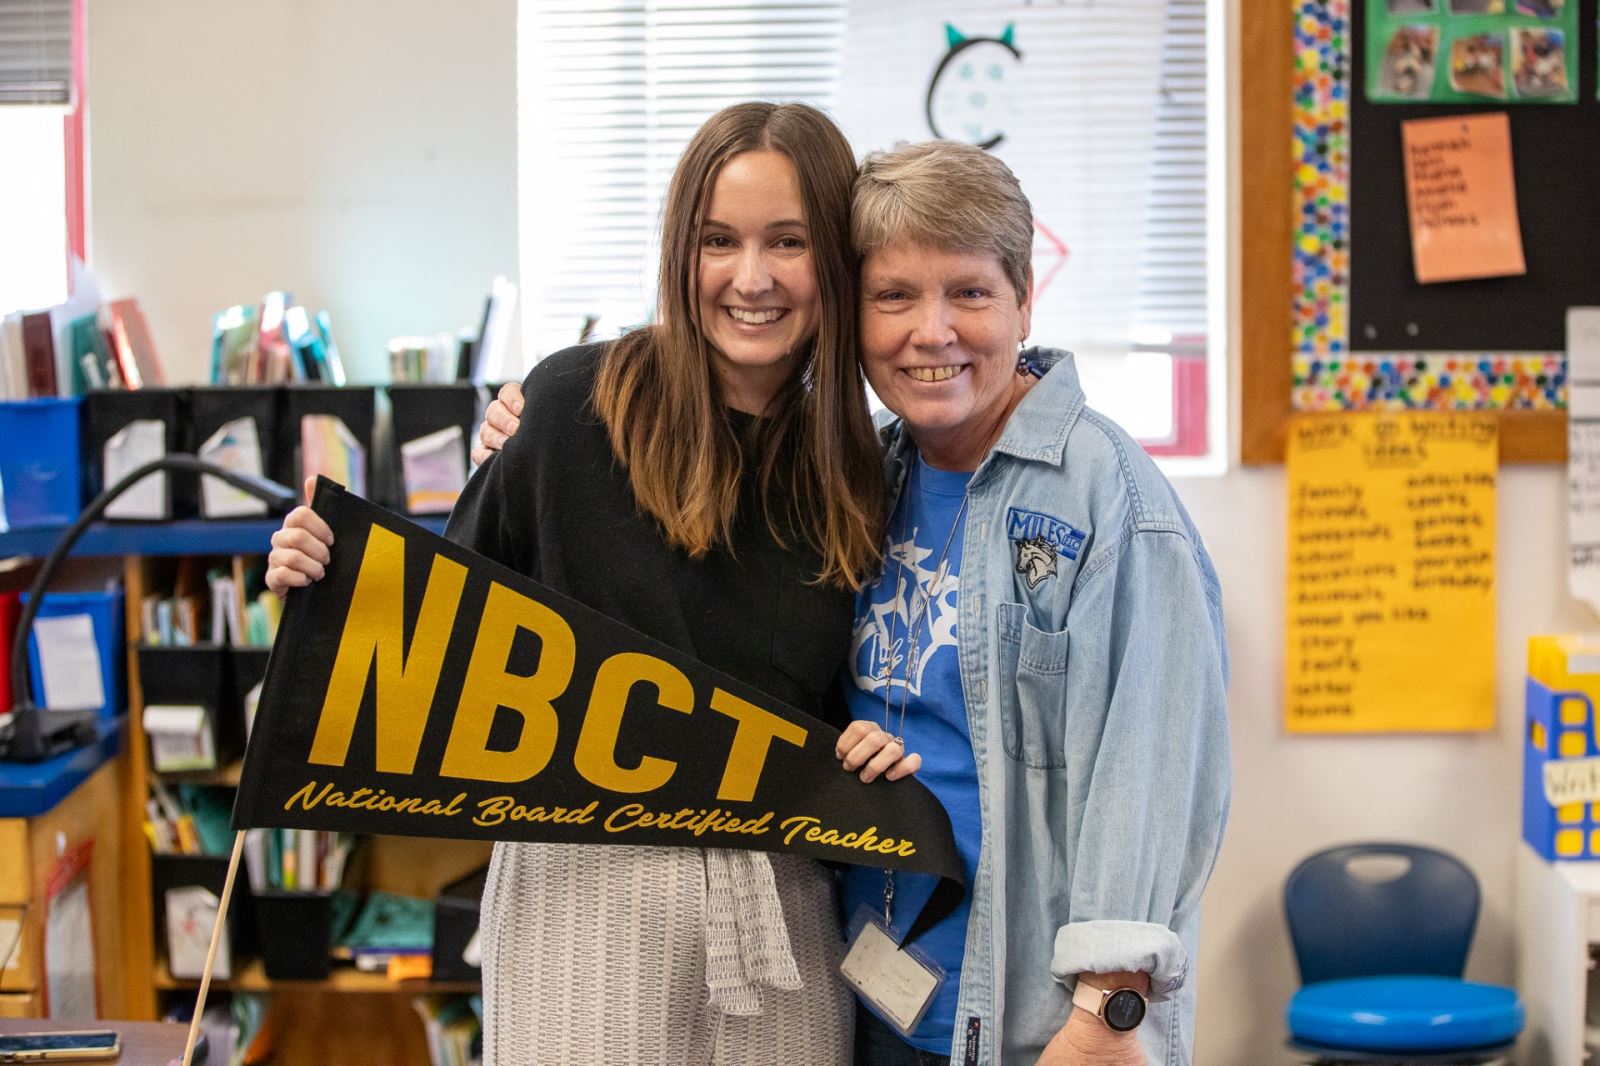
[0, 1019, 191, 1066]
[0, 719, 123, 819]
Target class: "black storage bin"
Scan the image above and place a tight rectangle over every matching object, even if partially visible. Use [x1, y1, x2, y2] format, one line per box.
[431, 865, 487, 983]
[150, 852, 256, 979]
[137, 645, 244, 772]
[254, 890, 334, 979]
[387, 384, 479, 515]
[83, 387, 196, 519]
[230, 647, 272, 744]
[283, 385, 375, 494]
[188, 386, 283, 518]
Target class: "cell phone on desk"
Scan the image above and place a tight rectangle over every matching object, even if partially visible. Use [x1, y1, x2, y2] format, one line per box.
[0, 1029, 121, 1062]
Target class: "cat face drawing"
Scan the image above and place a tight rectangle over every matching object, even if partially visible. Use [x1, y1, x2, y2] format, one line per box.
[925, 23, 1022, 150]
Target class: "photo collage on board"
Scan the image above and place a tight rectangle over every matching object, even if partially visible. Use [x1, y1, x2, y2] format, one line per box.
[1367, 0, 1578, 104]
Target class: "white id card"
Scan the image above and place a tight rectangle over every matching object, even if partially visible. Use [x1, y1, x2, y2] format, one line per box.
[839, 906, 945, 1036]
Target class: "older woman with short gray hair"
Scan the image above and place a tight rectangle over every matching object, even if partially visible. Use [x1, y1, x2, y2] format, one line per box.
[478, 139, 1230, 1066]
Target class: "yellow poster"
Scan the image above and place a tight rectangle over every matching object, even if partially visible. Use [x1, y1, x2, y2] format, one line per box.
[1285, 413, 1497, 733]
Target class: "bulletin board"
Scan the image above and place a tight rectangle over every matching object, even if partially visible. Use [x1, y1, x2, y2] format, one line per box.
[1294, 0, 1600, 412]
[1244, 0, 1598, 463]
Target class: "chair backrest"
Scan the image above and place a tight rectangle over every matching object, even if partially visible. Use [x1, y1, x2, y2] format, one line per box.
[1284, 842, 1480, 985]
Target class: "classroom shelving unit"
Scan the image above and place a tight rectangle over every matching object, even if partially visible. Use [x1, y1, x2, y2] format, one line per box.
[0, 516, 494, 1062]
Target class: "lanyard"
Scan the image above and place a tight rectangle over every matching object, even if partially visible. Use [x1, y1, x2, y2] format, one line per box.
[881, 462, 968, 929]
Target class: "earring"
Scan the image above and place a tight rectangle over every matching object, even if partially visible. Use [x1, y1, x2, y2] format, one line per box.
[1015, 342, 1037, 379]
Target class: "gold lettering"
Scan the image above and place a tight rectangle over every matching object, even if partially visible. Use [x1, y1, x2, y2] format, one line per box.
[708, 688, 808, 802]
[575, 652, 692, 793]
[283, 780, 464, 819]
[309, 526, 467, 772]
[605, 802, 648, 832]
[774, 816, 915, 857]
[439, 582, 575, 782]
[780, 815, 820, 845]
[472, 797, 598, 828]
[285, 781, 334, 811]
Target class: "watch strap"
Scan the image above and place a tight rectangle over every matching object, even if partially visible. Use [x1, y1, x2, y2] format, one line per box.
[1071, 979, 1109, 1018]
[1071, 979, 1146, 1032]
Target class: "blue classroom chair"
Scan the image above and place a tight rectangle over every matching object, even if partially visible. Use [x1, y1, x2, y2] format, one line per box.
[1283, 843, 1524, 1064]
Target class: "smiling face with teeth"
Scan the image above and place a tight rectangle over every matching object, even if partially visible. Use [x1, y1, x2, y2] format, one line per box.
[694, 149, 821, 414]
[860, 242, 1033, 471]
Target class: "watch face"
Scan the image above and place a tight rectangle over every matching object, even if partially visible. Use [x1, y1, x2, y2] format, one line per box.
[1104, 988, 1146, 1032]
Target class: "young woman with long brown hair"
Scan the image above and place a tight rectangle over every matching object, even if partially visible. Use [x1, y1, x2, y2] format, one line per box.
[266, 102, 919, 1063]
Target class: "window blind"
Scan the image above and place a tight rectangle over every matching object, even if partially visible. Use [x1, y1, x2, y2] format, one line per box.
[518, 1, 844, 358]
[1133, 0, 1208, 347]
[518, 0, 1208, 363]
[0, 0, 71, 106]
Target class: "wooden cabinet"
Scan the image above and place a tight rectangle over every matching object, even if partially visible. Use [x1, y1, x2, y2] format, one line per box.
[0, 761, 127, 1019]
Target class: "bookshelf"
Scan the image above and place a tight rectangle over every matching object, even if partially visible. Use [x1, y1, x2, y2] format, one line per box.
[152, 958, 483, 995]
[0, 516, 447, 560]
[2, 518, 487, 1061]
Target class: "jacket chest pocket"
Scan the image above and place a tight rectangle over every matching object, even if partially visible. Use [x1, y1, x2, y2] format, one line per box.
[996, 602, 1071, 769]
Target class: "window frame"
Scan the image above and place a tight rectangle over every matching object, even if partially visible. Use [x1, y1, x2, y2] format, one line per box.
[515, 0, 1230, 473]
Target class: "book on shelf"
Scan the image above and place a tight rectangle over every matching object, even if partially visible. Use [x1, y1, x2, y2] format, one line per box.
[105, 297, 165, 388]
[21, 310, 57, 397]
[412, 995, 482, 1066]
[0, 314, 25, 399]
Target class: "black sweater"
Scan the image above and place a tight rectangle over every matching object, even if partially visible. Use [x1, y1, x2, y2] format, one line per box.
[444, 344, 853, 726]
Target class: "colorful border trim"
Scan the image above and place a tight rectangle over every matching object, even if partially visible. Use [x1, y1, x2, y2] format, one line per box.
[1293, 352, 1564, 409]
[1288, 0, 1565, 412]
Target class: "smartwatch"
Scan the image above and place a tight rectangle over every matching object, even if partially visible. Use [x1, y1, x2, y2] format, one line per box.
[1071, 979, 1147, 1033]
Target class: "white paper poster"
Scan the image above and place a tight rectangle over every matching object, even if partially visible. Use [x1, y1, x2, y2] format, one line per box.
[835, 0, 1165, 356]
[1568, 308, 1600, 617]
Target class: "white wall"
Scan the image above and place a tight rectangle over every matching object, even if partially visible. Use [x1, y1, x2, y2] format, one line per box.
[86, 0, 518, 385]
[1180, 464, 1586, 1063]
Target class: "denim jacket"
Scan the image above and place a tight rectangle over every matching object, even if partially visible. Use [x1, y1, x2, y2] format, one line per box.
[879, 349, 1231, 1066]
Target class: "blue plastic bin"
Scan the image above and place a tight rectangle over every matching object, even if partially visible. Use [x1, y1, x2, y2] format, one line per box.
[0, 398, 83, 530]
[22, 587, 125, 720]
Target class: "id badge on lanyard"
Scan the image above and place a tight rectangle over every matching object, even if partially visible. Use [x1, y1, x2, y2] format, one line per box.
[839, 903, 947, 1038]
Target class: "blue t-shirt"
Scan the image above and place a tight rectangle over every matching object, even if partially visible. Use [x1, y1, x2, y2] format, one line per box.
[840, 453, 982, 1053]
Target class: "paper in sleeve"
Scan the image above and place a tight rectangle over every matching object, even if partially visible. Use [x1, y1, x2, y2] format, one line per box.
[199, 417, 269, 517]
[165, 885, 230, 980]
[44, 844, 97, 1019]
[400, 425, 469, 514]
[102, 419, 168, 520]
[32, 613, 106, 712]
[1568, 308, 1600, 617]
[143, 704, 216, 773]
[301, 415, 367, 497]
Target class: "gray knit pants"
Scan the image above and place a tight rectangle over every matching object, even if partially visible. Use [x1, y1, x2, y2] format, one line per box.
[479, 842, 854, 1066]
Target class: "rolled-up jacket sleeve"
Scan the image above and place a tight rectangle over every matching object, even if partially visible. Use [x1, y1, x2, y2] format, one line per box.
[1049, 527, 1231, 1002]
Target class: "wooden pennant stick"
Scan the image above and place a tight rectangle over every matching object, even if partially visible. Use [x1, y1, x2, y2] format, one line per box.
[180, 829, 246, 1066]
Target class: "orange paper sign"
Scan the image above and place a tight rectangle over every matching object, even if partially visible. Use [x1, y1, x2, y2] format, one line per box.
[1402, 112, 1525, 285]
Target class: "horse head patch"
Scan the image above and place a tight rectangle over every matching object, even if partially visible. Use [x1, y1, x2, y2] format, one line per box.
[1014, 535, 1057, 589]
[1007, 507, 1085, 590]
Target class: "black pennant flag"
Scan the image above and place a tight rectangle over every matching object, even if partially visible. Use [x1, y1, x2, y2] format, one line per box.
[232, 479, 965, 941]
